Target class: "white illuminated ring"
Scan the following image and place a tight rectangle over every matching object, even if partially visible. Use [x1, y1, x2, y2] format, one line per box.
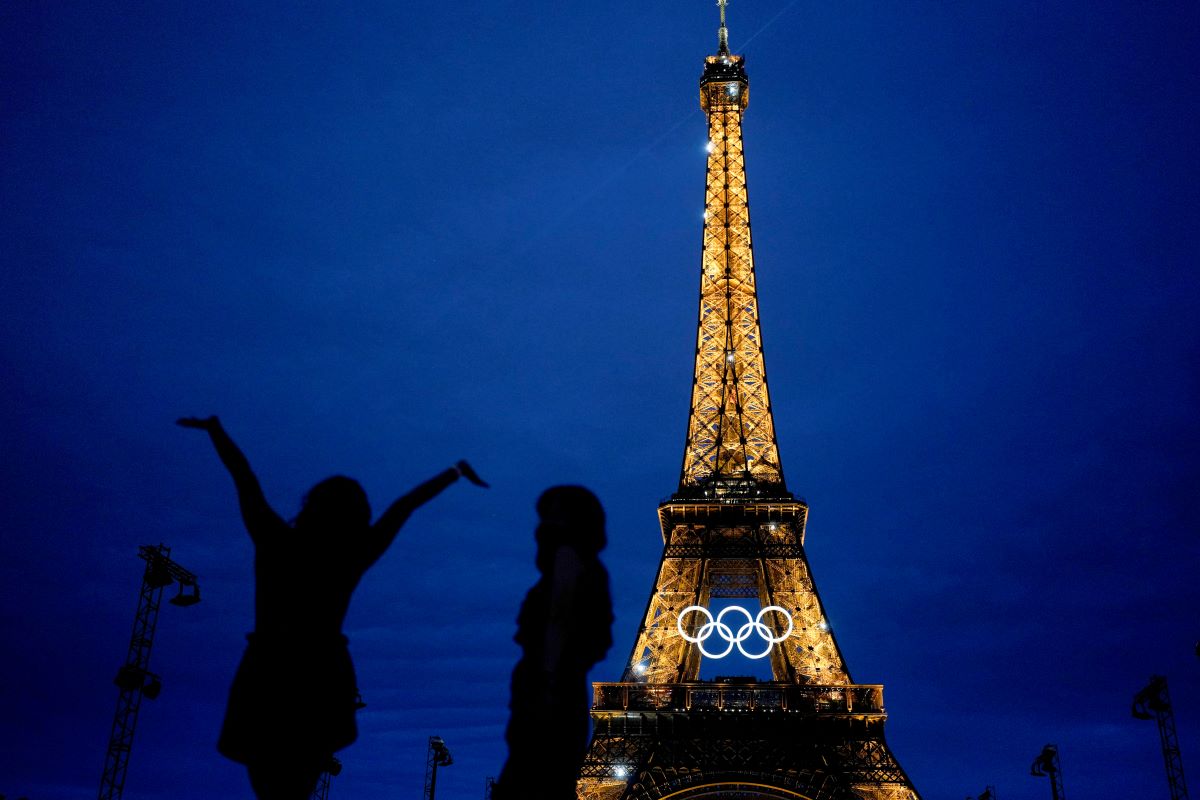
[677, 605, 735, 659]
[676, 605, 794, 660]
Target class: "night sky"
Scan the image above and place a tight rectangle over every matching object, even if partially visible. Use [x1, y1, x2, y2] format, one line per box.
[2, 2, 1198, 799]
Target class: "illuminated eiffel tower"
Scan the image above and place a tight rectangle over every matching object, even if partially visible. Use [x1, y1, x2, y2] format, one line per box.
[577, 6, 922, 800]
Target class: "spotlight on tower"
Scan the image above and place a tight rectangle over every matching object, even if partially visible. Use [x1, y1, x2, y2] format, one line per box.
[112, 663, 164, 700]
[141, 676, 162, 701]
[145, 560, 174, 589]
[169, 581, 201, 607]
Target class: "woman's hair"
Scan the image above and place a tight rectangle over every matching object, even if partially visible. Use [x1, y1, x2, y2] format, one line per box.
[535, 485, 606, 565]
[294, 475, 371, 531]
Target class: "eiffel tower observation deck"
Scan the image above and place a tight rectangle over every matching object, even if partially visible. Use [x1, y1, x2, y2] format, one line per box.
[577, 6, 922, 800]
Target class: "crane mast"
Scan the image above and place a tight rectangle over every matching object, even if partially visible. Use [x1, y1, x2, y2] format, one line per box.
[424, 735, 453, 800]
[1133, 675, 1190, 800]
[1030, 744, 1066, 800]
[310, 757, 342, 800]
[98, 544, 200, 800]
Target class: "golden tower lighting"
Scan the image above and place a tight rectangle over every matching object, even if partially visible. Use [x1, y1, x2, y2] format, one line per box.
[577, 5, 923, 799]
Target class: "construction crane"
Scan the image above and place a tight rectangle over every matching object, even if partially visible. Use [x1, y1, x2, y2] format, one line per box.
[1030, 744, 1065, 800]
[98, 544, 200, 800]
[310, 756, 342, 800]
[1133, 675, 1190, 800]
[424, 736, 453, 800]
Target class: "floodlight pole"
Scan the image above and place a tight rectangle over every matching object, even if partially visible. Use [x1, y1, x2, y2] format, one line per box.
[1030, 744, 1065, 800]
[1133, 675, 1190, 800]
[311, 770, 331, 800]
[310, 756, 342, 800]
[98, 544, 200, 800]
[424, 736, 453, 800]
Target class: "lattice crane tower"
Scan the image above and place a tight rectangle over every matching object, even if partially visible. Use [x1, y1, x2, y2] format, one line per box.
[1133, 676, 1190, 800]
[577, 6, 922, 800]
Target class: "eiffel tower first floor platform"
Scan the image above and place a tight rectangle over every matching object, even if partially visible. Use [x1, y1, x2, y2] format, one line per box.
[577, 681, 920, 800]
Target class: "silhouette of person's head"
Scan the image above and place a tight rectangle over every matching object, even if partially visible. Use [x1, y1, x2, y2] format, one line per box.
[535, 486, 606, 570]
[295, 476, 371, 532]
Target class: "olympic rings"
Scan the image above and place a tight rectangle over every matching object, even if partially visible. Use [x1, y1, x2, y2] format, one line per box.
[676, 605, 794, 660]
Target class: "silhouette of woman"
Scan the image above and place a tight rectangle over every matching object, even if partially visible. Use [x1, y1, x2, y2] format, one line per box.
[495, 486, 613, 800]
[178, 415, 487, 799]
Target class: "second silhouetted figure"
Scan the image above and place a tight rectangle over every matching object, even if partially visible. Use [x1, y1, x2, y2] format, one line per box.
[495, 485, 614, 800]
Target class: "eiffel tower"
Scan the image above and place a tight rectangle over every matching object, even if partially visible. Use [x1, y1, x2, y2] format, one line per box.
[577, 6, 922, 800]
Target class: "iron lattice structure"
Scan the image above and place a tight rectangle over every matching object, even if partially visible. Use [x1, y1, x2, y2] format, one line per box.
[310, 757, 342, 800]
[1030, 744, 1065, 800]
[311, 769, 332, 800]
[577, 11, 920, 800]
[98, 545, 199, 800]
[679, 47, 782, 492]
[1133, 676, 1190, 800]
[424, 736, 453, 800]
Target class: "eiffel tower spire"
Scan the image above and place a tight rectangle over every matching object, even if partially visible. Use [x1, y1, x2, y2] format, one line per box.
[679, 4, 785, 496]
[716, 0, 730, 55]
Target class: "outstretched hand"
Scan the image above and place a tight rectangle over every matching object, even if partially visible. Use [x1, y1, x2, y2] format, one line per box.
[177, 416, 220, 431]
[456, 460, 489, 488]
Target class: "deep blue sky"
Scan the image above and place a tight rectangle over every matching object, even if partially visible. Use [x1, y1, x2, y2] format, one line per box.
[2, 2, 1198, 799]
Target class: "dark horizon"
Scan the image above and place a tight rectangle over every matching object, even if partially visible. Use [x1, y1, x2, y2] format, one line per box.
[2, 2, 1198, 799]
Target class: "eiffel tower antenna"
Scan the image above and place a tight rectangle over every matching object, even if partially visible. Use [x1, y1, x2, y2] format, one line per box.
[577, 10, 923, 800]
[717, 0, 730, 55]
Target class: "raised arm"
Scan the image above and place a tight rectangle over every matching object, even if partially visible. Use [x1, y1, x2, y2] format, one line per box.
[363, 460, 487, 568]
[178, 416, 283, 541]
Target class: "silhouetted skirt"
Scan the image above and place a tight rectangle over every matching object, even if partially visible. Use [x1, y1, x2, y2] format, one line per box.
[218, 632, 358, 764]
